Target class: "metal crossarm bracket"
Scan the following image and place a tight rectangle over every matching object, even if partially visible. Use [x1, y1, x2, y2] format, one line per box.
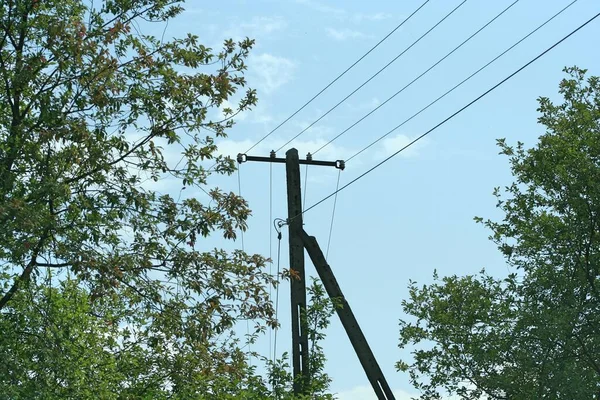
[237, 152, 345, 170]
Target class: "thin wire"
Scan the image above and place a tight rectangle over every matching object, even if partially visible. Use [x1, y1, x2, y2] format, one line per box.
[275, 0, 468, 153]
[298, 9, 600, 220]
[325, 170, 342, 260]
[312, 0, 520, 156]
[268, 163, 273, 362]
[302, 165, 309, 213]
[272, 221, 284, 365]
[347, 0, 577, 163]
[237, 164, 250, 365]
[245, 0, 432, 154]
[237, 166, 245, 250]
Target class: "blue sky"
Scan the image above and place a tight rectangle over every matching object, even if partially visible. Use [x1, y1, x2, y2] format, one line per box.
[157, 1, 600, 398]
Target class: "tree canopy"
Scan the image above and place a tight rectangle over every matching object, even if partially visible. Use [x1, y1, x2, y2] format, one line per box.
[397, 67, 600, 399]
[0, 0, 276, 329]
[0, 0, 288, 397]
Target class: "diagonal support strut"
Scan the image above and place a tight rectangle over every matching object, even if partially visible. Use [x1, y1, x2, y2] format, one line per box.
[301, 229, 396, 400]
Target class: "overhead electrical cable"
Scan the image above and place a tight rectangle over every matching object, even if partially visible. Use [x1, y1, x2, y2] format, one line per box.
[275, 0, 469, 153]
[268, 163, 273, 362]
[296, 7, 598, 220]
[325, 170, 342, 261]
[302, 165, 309, 213]
[311, 0, 520, 156]
[236, 165, 251, 366]
[345, 0, 577, 163]
[272, 219, 285, 366]
[244, 0, 432, 154]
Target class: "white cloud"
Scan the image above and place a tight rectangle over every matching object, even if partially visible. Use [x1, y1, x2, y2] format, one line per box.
[376, 134, 429, 158]
[295, 0, 345, 16]
[346, 97, 381, 111]
[216, 132, 428, 173]
[326, 28, 371, 41]
[241, 16, 287, 35]
[352, 12, 393, 22]
[216, 137, 353, 165]
[250, 53, 296, 94]
[295, 1, 392, 24]
[223, 16, 287, 41]
[336, 386, 418, 400]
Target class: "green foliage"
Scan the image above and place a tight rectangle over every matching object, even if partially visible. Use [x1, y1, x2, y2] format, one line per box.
[262, 278, 336, 400]
[0, 276, 337, 399]
[0, 0, 275, 340]
[0, 0, 283, 397]
[0, 2, 342, 398]
[398, 67, 600, 399]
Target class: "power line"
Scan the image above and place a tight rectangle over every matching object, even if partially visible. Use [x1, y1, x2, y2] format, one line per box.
[302, 165, 309, 214]
[298, 9, 599, 219]
[325, 170, 342, 260]
[237, 166, 245, 251]
[312, 0, 520, 156]
[346, 0, 577, 163]
[272, 219, 285, 366]
[275, 0, 468, 153]
[244, 0, 432, 154]
[268, 163, 273, 362]
[237, 165, 251, 366]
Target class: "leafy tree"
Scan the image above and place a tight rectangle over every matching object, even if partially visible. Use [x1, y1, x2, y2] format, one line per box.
[397, 67, 600, 399]
[0, 0, 283, 396]
[0, 274, 336, 399]
[265, 278, 336, 400]
[0, 1, 342, 398]
[0, 0, 275, 332]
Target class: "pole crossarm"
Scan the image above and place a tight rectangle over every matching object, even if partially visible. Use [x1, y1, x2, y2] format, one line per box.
[301, 229, 396, 400]
[237, 152, 345, 170]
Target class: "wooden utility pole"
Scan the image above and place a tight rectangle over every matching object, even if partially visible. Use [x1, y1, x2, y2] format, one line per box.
[237, 148, 395, 400]
[238, 148, 343, 395]
[285, 148, 310, 393]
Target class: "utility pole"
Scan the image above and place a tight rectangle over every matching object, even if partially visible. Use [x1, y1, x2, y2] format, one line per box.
[238, 148, 395, 400]
[285, 148, 309, 393]
[239, 148, 343, 395]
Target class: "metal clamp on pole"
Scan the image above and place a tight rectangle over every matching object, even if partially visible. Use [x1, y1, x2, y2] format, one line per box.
[237, 153, 247, 164]
[336, 160, 345, 170]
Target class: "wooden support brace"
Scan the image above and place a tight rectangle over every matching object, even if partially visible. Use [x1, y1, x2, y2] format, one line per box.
[301, 229, 396, 400]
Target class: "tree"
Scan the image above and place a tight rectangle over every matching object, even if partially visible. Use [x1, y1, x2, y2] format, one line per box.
[0, 0, 282, 395]
[397, 67, 600, 399]
[0, 274, 336, 399]
[0, 2, 343, 398]
[0, 0, 276, 328]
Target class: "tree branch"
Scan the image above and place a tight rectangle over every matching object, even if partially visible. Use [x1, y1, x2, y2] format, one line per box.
[0, 230, 49, 309]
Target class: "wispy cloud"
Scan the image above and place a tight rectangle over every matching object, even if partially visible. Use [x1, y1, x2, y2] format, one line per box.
[352, 12, 393, 22]
[216, 132, 427, 170]
[295, 0, 345, 16]
[205, 15, 288, 50]
[223, 16, 288, 41]
[250, 53, 296, 95]
[295, 1, 393, 24]
[241, 16, 287, 34]
[376, 133, 429, 158]
[345, 97, 381, 111]
[326, 28, 371, 41]
[215, 137, 354, 165]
